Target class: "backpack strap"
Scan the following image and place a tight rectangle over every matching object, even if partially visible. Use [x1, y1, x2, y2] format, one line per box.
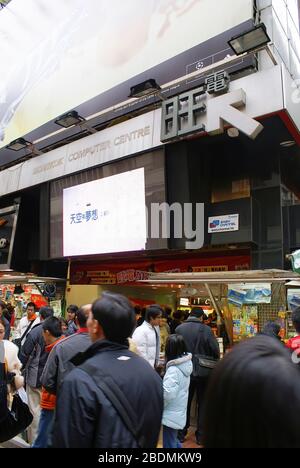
[81, 363, 146, 448]
[20, 319, 35, 342]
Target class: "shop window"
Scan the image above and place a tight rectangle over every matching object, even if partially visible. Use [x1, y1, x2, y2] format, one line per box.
[211, 178, 250, 203]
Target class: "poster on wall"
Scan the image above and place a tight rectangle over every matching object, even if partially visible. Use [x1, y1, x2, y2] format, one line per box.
[50, 300, 62, 317]
[63, 168, 147, 256]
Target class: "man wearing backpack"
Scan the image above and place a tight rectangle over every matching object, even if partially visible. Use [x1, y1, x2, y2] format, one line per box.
[175, 307, 220, 446]
[52, 292, 163, 448]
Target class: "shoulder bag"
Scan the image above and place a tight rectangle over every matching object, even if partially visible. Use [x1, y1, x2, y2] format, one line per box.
[192, 327, 218, 378]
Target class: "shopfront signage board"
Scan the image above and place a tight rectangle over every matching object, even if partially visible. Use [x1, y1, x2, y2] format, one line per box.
[208, 214, 239, 233]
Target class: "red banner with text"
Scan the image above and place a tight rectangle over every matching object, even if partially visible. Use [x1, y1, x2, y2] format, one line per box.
[70, 254, 251, 286]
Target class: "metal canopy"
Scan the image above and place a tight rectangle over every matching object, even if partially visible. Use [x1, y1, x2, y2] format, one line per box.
[0, 274, 65, 284]
[139, 269, 300, 285]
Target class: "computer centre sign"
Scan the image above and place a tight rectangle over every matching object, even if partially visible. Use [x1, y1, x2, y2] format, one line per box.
[160, 70, 264, 143]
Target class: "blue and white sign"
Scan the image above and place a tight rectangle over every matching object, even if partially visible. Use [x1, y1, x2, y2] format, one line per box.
[208, 214, 239, 233]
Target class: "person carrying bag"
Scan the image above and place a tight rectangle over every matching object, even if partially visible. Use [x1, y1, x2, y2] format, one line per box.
[0, 342, 33, 443]
[12, 319, 35, 356]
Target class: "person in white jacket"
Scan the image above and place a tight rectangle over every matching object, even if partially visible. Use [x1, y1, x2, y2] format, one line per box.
[0, 318, 24, 389]
[132, 305, 162, 367]
[15, 302, 40, 346]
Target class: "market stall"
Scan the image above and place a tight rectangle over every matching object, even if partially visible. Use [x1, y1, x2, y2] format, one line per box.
[0, 273, 66, 330]
[139, 269, 300, 348]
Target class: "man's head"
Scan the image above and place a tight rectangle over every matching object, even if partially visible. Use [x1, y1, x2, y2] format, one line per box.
[26, 302, 36, 320]
[39, 306, 54, 321]
[75, 304, 91, 328]
[42, 316, 62, 346]
[190, 307, 205, 322]
[88, 292, 135, 344]
[292, 307, 300, 334]
[67, 305, 79, 322]
[134, 305, 142, 322]
[145, 305, 163, 327]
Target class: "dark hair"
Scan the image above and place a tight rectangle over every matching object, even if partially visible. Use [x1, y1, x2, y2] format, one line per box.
[173, 311, 182, 320]
[67, 305, 79, 315]
[204, 335, 300, 448]
[76, 306, 89, 328]
[165, 334, 188, 362]
[292, 307, 300, 333]
[39, 307, 54, 320]
[42, 317, 63, 338]
[145, 305, 163, 323]
[26, 302, 36, 310]
[0, 301, 6, 311]
[165, 307, 172, 317]
[190, 307, 204, 319]
[260, 321, 281, 340]
[134, 306, 142, 316]
[59, 317, 68, 327]
[92, 292, 135, 345]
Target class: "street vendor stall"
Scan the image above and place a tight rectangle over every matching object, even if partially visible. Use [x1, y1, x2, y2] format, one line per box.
[139, 269, 300, 348]
[0, 273, 66, 332]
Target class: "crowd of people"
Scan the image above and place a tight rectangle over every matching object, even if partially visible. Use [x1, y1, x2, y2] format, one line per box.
[1, 293, 300, 448]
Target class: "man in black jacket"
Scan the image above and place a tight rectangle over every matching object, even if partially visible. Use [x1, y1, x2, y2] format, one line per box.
[52, 292, 163, 448]
[41, 304, 92, 396]
[176, 307, 220, 445]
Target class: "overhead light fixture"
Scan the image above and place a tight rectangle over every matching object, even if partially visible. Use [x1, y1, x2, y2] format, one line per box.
[6, 138, 32, 151]
[280, 140, 296, 148]
[227, 127, 240, 138]
[54, 110, 85, 128]
[228, 23, 271, 56]
[129, 79, 161, 98]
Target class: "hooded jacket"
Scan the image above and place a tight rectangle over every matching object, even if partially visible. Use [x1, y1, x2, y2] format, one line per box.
[162, 353, 193, 430]
[52, 339, 163, 448]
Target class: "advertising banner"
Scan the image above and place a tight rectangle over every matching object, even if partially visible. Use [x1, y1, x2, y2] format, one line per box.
[0, 0, 253, 149]
[70, 254, 251, 285]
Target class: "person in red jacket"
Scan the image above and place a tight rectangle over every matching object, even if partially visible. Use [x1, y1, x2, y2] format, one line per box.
[286, 307, 300, 364]
[32, 317, 64, 448]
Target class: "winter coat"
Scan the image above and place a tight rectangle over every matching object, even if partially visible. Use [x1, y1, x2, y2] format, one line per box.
[132, 321, 160, 367]
[40, 336, 65, 410]
[66, 320, 77, 336]
[162, 353, 193, 430]
[2, 340, 22, 375]
[19, 323, 48, 388]
[0, 315, 10, 340]
[159, 319, 170, 353]
[175, 318, 220, 365]
[41, 331, 91, 395]
[52, 340, 163, 448]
